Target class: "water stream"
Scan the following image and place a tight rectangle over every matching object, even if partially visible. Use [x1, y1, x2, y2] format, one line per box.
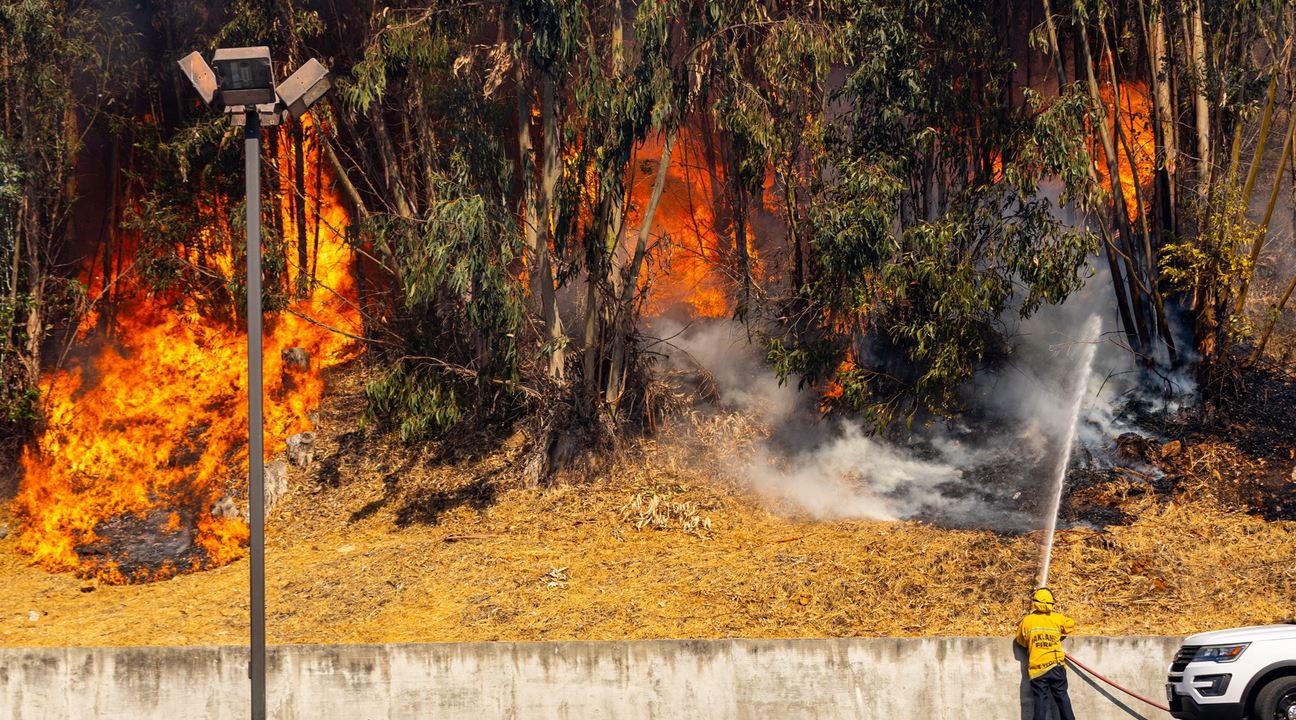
[1037, 314, 1102, 588]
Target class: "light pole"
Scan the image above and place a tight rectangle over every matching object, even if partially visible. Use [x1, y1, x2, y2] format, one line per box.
[179, 47, 331, 720]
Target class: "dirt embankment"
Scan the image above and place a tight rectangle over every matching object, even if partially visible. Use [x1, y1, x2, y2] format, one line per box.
[2, 365, 1294, 647]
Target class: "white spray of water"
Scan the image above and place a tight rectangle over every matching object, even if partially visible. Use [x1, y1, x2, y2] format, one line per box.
[1036, 313, 1102, 588]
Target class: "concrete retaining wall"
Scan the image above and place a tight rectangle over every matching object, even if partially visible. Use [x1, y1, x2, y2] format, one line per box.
[0, 637, 1181, 719]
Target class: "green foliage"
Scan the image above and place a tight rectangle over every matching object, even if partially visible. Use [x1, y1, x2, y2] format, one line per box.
[19, 0, 1278, 453]
[342, 12, 453, 114]
[124, 0, 324, 326]
[1162, 188, 1259, 341]
[363, 156, 525, 440]
[0, 137, 22, 303]
[213, 0, 322, 54]
[561, 0, 682, 220]
[0, 0, 123, 442]
[123, 116, 295, 322]
[511, 0, 582, 73]
[331, 1, 534, 440]
[364, 156, 524, 443]
[364, 362, 462, 442]
[712, 6, 848, 192]
[1162, 191, 1257, 295]
[3, 385, 39, 424]
[765, 2, 1098, 428]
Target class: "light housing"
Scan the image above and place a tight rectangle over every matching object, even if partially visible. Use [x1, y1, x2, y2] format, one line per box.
[212, 46, 276, 107]
[177, 51, 217, 106]
[276, 58, 331, 120]
[1192, 644, 1249, 663]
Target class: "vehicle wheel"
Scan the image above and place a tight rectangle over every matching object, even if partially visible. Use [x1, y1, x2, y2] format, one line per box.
[1255, 676, 1296, 720]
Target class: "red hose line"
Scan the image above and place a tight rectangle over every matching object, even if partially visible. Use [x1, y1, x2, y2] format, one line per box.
[1067, 654, 1171, 713]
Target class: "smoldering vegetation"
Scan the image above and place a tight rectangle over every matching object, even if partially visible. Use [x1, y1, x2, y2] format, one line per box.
[652, 272, 1198, 532]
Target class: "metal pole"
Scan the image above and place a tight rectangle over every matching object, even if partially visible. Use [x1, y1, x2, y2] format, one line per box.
[244, 109, 267, 720]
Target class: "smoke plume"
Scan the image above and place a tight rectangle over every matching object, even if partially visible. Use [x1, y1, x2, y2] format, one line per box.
[653, 265, 1193, 530]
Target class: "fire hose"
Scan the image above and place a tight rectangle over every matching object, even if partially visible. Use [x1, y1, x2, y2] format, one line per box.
[1067, 654, 1172, 713]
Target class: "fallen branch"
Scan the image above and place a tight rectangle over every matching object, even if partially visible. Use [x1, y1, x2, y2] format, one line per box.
[400, 354, 542, 398]
[770, 535, 811, 544]
[285, 307, 384, 346]
[443, 533, 503, 543]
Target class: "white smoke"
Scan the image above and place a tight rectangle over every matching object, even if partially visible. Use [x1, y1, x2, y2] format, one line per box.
[658, 321, 1047, 526]
[743, 425, 961, 521]
[652, 266, 1188, 530]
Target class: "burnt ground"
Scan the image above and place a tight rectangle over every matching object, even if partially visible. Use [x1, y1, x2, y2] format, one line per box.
[1203, 363, 1296, 519]
[1064, 361, 1296, 527]
[879, 361, 1296, 534]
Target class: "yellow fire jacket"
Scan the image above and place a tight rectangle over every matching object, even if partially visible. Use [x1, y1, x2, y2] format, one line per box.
[1016, 610, 1076, 678]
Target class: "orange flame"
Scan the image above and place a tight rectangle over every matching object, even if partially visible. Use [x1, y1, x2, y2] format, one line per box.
[632, 132, 747, 319]
[14, 117, 357, 583]
[1095, 78, 1156, 219]
[819, 356, 856, 413]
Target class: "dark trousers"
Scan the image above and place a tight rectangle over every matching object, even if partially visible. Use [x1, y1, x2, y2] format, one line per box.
[1031, 665, 1077, 720]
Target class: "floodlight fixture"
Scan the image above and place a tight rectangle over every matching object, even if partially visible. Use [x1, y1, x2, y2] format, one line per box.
[177, 51, 218, 106]
[178, 48, 330, 124]
[212, 46, 277, 107]
[277, 59, 332, 120]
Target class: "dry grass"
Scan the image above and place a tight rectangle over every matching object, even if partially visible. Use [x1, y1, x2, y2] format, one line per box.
[1, 368, 1293, 647]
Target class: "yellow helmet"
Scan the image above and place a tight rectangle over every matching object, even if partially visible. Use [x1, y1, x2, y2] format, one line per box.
[1032, 588, 1055, 612]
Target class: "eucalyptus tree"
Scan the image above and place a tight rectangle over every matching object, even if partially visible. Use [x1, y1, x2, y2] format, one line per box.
[0, 1, 128, 452]
[338, 1, 527, 441]
[722, 1, 1100, 428]
[558, 0, 703, 420]
[1040, 0, 1296, 382]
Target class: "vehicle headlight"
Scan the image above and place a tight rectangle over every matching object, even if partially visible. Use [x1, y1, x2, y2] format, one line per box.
[1192, 644, 1249, 663]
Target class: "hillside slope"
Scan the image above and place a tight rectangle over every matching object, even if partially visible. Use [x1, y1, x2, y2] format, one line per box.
[1, 364, 1294, 647]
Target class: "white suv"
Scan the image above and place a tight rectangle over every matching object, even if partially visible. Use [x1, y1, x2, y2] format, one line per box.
[1167, 622, 1296, 720]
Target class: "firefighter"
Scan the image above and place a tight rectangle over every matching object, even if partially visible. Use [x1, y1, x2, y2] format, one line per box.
[1016, 587, 1077, 720]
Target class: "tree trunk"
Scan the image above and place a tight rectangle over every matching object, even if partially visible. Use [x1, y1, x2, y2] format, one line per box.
[1104, 21, 1176, 359]
[1137, 0, 1176, 239]
[355, 227, 369, 344]
[1247, 270, 1296, 366]
[1101, 225, 1141, 354]
[539, 74, 565, 379]
[294, 123, 309, 297]
[1115, 108, 1176, 359]
[1078, 19, 1152, 353]
[783, 164, 803, 292]
[1187, 0, 1212, 194]
[310, 127, 323, 286]
[581, 268, 600, 414]
[320, 126, 368, 218]
[516, 59, 539, 271]
[1239, 48, 1286, 211]
[729, 150, 752, 310]
[1154, 2, 1178, 237]
[7, 195, 23, 357]
[584, 3, 629, 413]
[98, 133, 121, 334]
[1235, 115, 1295, 314]
[319, 118, 380, 338]
[22, 190, 42, 386]
[605, 129, 677, 406]
[1040, 0, 1068, 85]
[369, 105, 415, 219]
[1044, 0, 1138, 353]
